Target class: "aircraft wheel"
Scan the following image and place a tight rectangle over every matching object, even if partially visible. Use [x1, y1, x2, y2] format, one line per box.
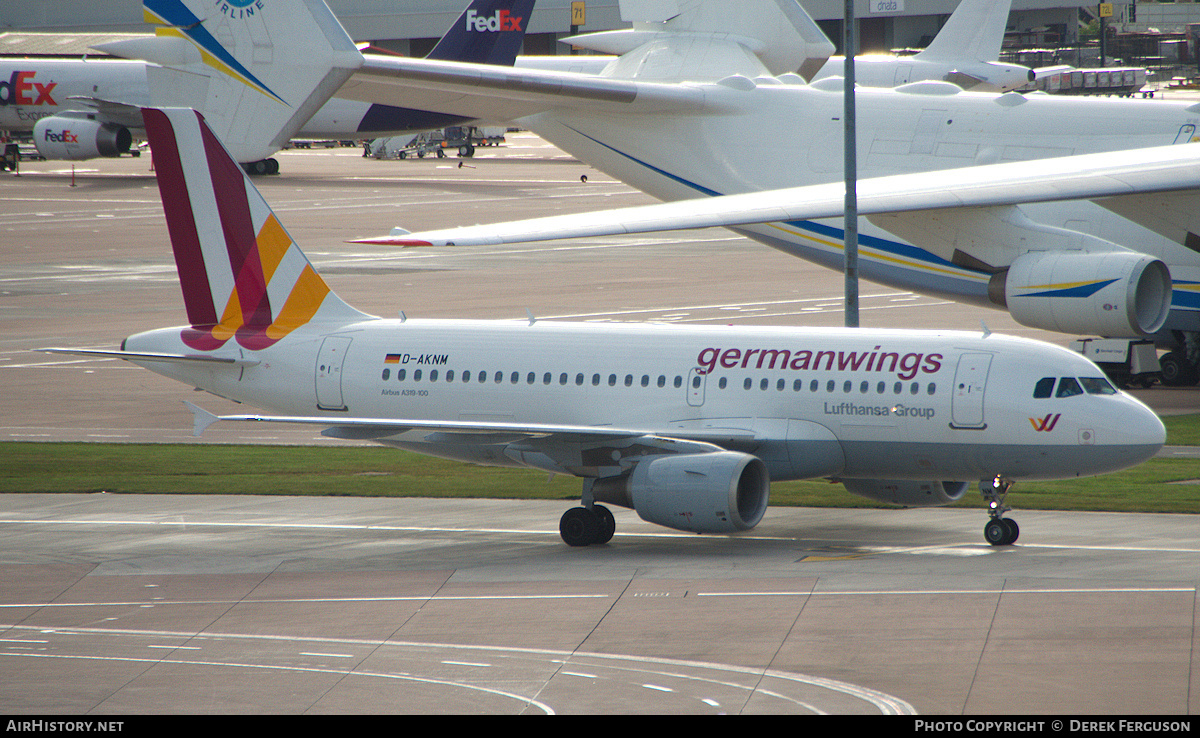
[984, 518, 1016, 546]
[1160, 352, 1199, 386]
[1003, 518, 1019, 544]
[560, 507, 599, 547]
[593, 504, 615, 545]
[266, 158, 279, 175]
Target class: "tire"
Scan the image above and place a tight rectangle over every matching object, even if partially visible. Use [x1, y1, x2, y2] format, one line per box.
[1160, 352, 1199, 386]
[560, 507, 599, 547]
[1003, 518, 1020, 545]
[593, 505, 615, 545]
[984, 518, 1011, 546]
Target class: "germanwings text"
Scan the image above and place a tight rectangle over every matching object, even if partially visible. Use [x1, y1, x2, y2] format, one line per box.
[697, 346, 943, 381]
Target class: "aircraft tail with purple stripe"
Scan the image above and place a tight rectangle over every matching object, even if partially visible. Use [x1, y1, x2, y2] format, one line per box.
[143, 107, 367, 352]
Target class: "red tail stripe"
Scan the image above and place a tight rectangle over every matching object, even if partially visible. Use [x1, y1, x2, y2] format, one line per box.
[198, 118, 274, 329]
[143, 108, 218, 328]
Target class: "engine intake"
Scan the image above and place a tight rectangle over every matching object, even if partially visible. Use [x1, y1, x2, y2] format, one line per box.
[593, 451, 770, 534]
[989, 250, 1171, 337]
[34, 115, 133, 160]
[842, 479, 970, 507]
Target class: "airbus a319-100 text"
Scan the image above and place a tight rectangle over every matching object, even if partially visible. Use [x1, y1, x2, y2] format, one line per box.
[45, 107, 1165, 547]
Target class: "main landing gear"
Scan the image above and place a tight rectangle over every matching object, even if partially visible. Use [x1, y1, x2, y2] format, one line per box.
[559, 504, 616, 546]
[559, 479, 616, 546]
[982, 475, 1019, 546]
[242, 158, 279, 176]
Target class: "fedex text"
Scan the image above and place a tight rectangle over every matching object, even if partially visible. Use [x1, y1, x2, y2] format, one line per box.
[43, 128, 78, 144]
[465, 8, 523, 31]
[696, 345, 943, 381]
[0, 71, 57, 106]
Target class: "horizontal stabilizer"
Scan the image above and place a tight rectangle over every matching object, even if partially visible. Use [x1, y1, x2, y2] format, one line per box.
[340, 55, 715, 124]
[40, 348, 260, 367]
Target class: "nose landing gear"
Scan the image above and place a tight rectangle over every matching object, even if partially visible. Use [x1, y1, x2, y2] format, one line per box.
[982, 476, 1019, 546]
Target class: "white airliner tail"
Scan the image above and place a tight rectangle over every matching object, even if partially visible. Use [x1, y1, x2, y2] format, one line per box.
[143, 107, 367, 352]
[113, 0, 362, 165]
[917, 0, 1011, 63]
[569, 0, 834, 80]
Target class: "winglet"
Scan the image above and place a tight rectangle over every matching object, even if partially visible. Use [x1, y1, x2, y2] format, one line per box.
[184, 401, 221, 436]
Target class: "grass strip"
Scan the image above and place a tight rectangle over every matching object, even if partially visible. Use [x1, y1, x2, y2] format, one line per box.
[1, 410, 1197, 514]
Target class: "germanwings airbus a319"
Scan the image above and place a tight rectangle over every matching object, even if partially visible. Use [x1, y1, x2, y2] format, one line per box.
[45, 107, 1165, 547]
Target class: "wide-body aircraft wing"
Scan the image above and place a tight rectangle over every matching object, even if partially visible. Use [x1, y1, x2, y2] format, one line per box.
[354, 142, 1200, 251]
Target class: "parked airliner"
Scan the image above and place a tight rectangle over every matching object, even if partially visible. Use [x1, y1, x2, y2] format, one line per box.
[45, 107, 1165, 547]
[329, 0, 1200, 384]
[0, 0, 532, 172]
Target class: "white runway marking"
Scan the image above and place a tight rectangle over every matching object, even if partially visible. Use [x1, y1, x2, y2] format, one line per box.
[0, 623, 916, 715]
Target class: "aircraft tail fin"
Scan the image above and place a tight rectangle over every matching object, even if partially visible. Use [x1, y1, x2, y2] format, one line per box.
[137, 0, 362, 164]
[917, 0, 1012, 63]
[142, 107, 368, 352]
[608, 0, 833, 79]
[426, 0, 536, 65]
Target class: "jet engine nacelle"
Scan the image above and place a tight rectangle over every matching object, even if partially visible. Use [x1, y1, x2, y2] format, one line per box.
[842, 479, 970, 507]
[33, 115, 133, 160]
[592, 451, 770, 534]
[989, 250, 1171, 338]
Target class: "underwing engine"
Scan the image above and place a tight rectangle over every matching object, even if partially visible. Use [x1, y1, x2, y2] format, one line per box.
[33, 115, 133, 159]
[592, 451, 770, 534]
[989, 250, 1171, 337]
[841, 479, 970, 507]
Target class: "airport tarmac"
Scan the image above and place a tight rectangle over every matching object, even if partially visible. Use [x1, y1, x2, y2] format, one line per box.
[1, 135, 1199, 715]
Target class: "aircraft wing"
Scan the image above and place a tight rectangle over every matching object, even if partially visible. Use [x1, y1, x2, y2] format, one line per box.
[336, 55, 717, 123]
[354, 142, 1200, 248]
[186, 402, 755, 445]
[185, 402, 759, 477]
[64, 97, 146, 129]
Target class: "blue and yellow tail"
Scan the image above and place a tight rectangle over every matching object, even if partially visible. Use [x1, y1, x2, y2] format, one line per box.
[143, 107, 366, 352]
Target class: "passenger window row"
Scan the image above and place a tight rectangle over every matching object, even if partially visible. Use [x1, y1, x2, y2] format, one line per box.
[1033, 376, 1117, 399]
[380, 368, 938, 395]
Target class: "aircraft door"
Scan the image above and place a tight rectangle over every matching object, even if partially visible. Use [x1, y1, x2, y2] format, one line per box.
[1173, 124, 1196, 145]
[687, 368, 706, 407]
[893, 64, 912, 86]
[315, 336, 352, 411]
[951, 352, 992, 429]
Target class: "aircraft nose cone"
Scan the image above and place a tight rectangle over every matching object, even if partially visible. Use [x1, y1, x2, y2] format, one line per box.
[1109, 397, 1166, 467]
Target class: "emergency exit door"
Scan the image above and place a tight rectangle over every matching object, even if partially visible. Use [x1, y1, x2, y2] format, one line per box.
[315, 336, 352, 411]
[951, 353, 992, 429]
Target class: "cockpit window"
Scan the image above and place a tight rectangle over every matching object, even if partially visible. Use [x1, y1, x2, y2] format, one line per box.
[1055, 376, 1084, 398]
[1080, 376, 1118, 395]
[1034, 377, 1055, 399]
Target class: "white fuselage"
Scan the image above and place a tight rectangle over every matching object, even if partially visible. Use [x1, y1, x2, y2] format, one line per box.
[517, 83, 1200, 332]
[0, 58, 456, 142]
[811, 55, 1034, 92]
[124, 318, 1165, 484]
[0, 59, 148, 130]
